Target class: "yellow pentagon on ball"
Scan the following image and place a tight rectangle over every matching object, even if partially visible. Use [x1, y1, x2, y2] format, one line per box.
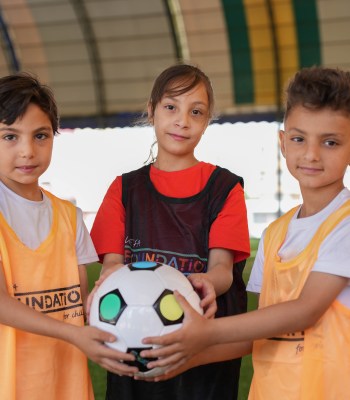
[159, 293, 184, 321]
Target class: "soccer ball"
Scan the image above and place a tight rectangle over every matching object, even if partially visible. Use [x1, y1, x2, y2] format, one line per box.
[89, 261, 203, 377]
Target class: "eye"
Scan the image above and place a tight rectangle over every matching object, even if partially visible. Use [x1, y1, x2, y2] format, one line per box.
[324, 140, 337, 147]
[291, 136, 304, 143]
[192, 109, 203, 116]
[3, 134, 17, 141]
[35, 133, 48, 140]
[165, 104, 175, 111]
[35, 131, 52, 140]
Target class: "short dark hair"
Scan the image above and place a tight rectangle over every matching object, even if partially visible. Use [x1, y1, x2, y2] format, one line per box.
[148, 63, 215, 121]
[0, 72, 59, 134]
[284, 66, 350, 120]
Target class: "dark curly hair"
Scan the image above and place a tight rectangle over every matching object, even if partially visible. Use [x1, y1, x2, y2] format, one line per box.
[284, 66, 350, 121]
[0, 72, 59, 134]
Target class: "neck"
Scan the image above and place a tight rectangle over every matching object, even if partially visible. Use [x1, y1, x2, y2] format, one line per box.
[0, 179, 43, 201]
[153, 155, 199, 172]
[298, 185, 344, 218]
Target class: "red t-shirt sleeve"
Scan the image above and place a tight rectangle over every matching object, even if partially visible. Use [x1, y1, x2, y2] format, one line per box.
[209, 183, 250, 263]
[90, 176, 125, 261]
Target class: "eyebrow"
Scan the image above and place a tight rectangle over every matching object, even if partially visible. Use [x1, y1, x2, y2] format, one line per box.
[0, 125, 53, 133]
[286, 127, 344, 137]
[285, 127, 305, 135]
[0, 127, 18, 132]
[163, 96, 208, 107]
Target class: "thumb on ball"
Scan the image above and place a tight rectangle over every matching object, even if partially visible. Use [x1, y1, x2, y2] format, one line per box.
[98, 329, 116, 343]
[174, 290, 192, 314]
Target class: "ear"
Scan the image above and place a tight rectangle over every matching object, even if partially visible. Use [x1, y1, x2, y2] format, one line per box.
[279, 129, 286, 158]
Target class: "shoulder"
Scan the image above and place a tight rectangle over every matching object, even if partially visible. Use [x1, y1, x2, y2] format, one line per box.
[43, 189, 74, 208]
[262, 207, 300, 255]
[210, 164, 244, 186]
[122, 165, 149, 180]
[42, 189, 77, 219]
[266, 207, 299, 232]
[206, 166, 244, 198]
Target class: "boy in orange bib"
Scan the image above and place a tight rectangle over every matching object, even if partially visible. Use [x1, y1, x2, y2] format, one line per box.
[140, 66, 350, 400]
[0, 73, 135, 400]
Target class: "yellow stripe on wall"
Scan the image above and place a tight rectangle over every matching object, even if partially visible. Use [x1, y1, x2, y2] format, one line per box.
[272, 0, 299, 89]
[244, 0, 298, 106]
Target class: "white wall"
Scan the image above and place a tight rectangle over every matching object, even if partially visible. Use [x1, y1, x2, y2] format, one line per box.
[40, 122, 350, 235]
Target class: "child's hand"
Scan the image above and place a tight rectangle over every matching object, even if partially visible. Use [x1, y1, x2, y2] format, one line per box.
[71, 325, 138, 376]
[140, 290, 212, 374]
[188, 273, 217, 318]
[134, 360, 194, 382]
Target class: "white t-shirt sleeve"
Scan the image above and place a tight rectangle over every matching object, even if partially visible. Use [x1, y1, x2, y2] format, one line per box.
[246, 232, 265, 294]
[75, 207, 98, 265]
[245, 216, 350, 295]
[314, 216, 350, 278]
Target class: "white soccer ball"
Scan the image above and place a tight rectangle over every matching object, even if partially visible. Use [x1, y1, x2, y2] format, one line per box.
[89, 261, 203, 377]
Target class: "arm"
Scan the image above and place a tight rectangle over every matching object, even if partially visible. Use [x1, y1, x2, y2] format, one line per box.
[209, 271, 348, 344]
[141, 271, 347, 372]
[89, 177, 126, 280]
[90, 177, 125, 264]
[0, 261, 137, 376]
[206, 247, 234, 295]
[209, 183, 250, 264]
[138, 341, 252, 382]
[100, 252, 125, 278]
[189, 183, 249, 317]
[188, 248, 233, 317]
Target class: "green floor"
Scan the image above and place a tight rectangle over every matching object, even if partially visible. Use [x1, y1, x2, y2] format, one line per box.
[87, 238, 259, 400]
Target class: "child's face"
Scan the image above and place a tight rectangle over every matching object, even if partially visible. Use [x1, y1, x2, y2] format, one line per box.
[0, 103, 54, 200]
[149, 82, 210, 162]
[280, 105, 350, 195]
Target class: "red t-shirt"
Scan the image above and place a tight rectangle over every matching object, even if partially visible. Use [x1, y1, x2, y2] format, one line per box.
[91, 162, 250, 263]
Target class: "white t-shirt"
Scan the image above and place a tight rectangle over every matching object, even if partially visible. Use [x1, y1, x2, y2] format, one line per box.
[247, 188, 350, 307]
[0, 181, 98, 265]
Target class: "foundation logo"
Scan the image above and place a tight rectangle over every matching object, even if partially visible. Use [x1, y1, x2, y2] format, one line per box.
[14, 284, 82, 315]
[124, 247, 208, 274]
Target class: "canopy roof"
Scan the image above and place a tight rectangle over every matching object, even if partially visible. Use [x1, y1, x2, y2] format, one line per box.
[0, 0, 349, 128]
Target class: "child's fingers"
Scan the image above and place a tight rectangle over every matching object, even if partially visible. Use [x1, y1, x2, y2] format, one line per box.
[173, 290, 196, 314]
[202, 301, 217, 319]
[147, 350, 187, 370]
[99, 357, 138, 376]
[142, 327, 182, 347]
[141, 339, 184, 359]
[96, 330, 116, 344]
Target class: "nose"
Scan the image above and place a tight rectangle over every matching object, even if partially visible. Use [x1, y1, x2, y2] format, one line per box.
[304, 141, 320, 161]
[19, 138, 35, 158]
[175, 110, 189, 128]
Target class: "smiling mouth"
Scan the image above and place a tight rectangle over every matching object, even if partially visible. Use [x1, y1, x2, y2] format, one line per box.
[17, 165, 37, 172]
[168, 133, 187, 140]
[298, 166, 323, 173]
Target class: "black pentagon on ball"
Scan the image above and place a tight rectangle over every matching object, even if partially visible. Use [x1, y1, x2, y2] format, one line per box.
[153, 288, 184, 326]
[127, 261, 163, 272]
[125, 348, 157, 372]
[98, 288, 127, 325]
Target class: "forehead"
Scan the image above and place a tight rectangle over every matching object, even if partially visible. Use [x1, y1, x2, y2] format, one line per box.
[164, 82, 209, 102]
[0, 103, 52, 129]
[285, 105, 350, 129]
